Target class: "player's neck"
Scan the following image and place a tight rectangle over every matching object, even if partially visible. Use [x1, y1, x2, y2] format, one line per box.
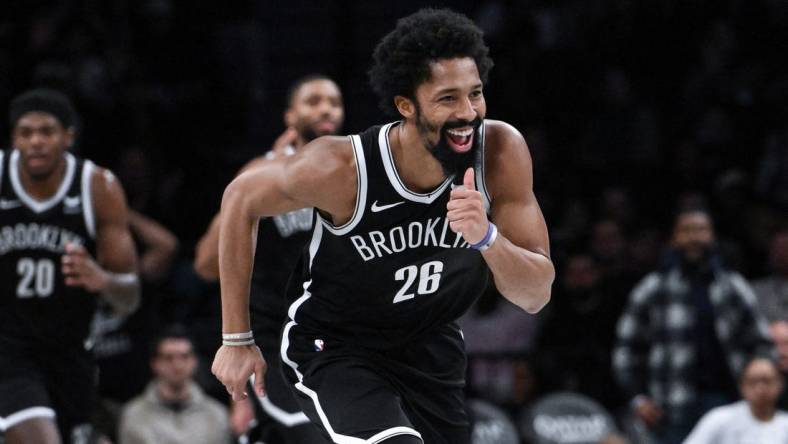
[18, 157, 67, 201]
[391, 122, 447, 193]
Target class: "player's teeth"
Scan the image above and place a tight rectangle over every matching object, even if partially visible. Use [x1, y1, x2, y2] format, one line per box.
[447, 128, 473, 136]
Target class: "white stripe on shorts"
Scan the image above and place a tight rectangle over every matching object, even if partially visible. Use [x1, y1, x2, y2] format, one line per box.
[0, 406, 56, 431]
[295, 381, 423, 444]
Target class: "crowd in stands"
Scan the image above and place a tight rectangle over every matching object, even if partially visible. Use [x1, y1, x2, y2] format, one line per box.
[2, 0, 787, 443]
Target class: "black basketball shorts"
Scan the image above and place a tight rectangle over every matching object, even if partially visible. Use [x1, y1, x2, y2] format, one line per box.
[280, 323, 470, 444]
[247, 349, 328, 443]
[0, 342, 94, 441]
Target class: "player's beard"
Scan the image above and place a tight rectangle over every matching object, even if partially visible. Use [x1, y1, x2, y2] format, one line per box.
[297, 119, 340, 144]
[416, 112, 482, 180]
[299, 126, 320, 144]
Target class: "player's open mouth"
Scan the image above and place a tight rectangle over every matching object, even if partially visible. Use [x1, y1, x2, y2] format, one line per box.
[316, 120, 337, 133]
[445, 127, 474, 153]
[26, 153, 49, 168]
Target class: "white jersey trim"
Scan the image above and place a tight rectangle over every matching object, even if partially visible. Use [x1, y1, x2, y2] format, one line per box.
[281, 220, 324, 383]
[475, 122, 492, 214]
[81, 160, 96, 238]
[379, 122, 453, 204]
[319, 135, 367, 235]
[0, 150, 5, 195]
[9, 149, 76, 214]
[0, 406, 56, 431]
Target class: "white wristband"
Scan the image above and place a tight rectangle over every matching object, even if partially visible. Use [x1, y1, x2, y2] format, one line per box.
[222, 339, 255, 346]
[222, 331, 253, 340]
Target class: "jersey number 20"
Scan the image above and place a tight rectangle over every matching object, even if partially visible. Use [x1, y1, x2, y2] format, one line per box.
[393, 260, 444, 303]
[17, 258, 55, 298]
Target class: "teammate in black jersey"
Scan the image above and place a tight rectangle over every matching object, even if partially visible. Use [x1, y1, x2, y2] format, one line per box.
[196, 75, 343, 443]
[212, 9, 554, 444]
[0, 89, 140, 444]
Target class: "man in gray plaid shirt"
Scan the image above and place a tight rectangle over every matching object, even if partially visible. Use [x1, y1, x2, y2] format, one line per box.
[613, 207, 773, 444]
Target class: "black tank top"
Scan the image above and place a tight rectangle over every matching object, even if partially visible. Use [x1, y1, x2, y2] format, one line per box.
[285, 122, 491, 350]
[0, 149, 98, 350]
[251, 146, 315, 349]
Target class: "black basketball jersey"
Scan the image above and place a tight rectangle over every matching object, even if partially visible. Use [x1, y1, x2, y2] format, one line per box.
[0, 149, 98, 350]
[285, 122, 491, 350]
[251, 146, 314, 349]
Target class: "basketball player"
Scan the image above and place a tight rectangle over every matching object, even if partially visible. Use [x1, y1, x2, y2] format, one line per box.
[0, 89, 140, 444]
[195, 75, 343, 443]
[212, 9, 554, 444]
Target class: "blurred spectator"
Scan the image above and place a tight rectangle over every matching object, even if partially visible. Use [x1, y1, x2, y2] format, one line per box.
[770, 322, 788, 373]
[683, 357, 788, 444]
[590, 219, 630, 281]
[754, 230, 788, 322]
[91, 209, 179, 439]
[535, 253, 628, 411]
[613, 207, 773, 444]
[461, 282, 540, 409]
[769, 321, 788, 410]
[118, 325, 230, 444]
[755, 127, 788, 209]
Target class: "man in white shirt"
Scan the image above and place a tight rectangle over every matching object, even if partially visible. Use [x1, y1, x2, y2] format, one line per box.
[684, 357, 788, 444]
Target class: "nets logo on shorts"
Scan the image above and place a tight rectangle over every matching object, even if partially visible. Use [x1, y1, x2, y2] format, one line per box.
[314, 339, 325, 352]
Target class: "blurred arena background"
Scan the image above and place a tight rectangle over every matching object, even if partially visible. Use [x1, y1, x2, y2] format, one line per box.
[1, 1, 787, 443]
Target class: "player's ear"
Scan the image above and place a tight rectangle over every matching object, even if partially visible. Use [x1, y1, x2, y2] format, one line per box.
[394, 96, 415, 119]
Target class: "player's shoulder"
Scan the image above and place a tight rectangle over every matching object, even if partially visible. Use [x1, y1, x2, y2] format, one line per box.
[292, 135, 355, 174]
[280, 135, 355, 199]
[301, 135, 353, 157]
[483, 119, 527, 151]
[482, 120, 531, 188]
[87, 163, 123, 195]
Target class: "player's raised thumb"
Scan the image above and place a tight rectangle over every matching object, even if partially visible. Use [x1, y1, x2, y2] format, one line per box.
[463, 167, 475, 191]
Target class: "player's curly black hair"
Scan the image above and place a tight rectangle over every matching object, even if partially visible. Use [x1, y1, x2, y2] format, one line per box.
[369, 8, 494, 116]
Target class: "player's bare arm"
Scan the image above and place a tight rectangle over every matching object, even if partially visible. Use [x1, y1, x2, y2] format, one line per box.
[194, 155, 268, 280]
[194, 213, 222, 280]
[129, 209, 179, 283]
[61, 167, 140, 315]
[447, 120, 554, 313]
[194, 130, 300, 280]
[212, 136, 356, 401]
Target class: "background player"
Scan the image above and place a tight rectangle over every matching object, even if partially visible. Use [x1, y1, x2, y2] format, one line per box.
[0, 89, 140, 444]
[212, 9, 554, 443]
[195, 75, 342, 443]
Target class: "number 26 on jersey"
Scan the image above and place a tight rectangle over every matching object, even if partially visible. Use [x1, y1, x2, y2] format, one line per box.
[392, 260, 444, 304]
